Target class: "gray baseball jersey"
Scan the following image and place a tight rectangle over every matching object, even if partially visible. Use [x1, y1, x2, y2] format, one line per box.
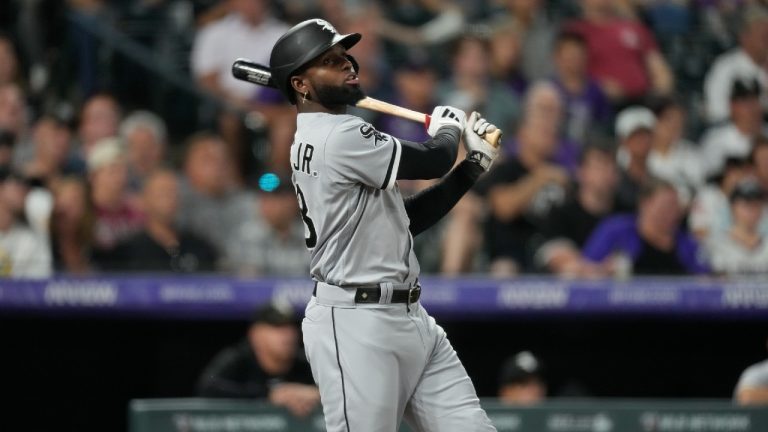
[290, 112, 420, 286]
[292, 112, 495, 432]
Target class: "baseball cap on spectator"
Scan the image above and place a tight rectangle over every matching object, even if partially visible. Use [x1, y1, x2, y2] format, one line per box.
[615, 106, 656, 139]
[730, 78, 761, 101]
[87, 137, 124, 172]
[250, 302, 296, 326]
[730, 179, 766, 202]
[499, 351, 543, 386]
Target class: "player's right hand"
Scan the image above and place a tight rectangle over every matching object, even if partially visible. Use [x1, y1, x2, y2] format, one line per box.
[427, 106, 466, 137]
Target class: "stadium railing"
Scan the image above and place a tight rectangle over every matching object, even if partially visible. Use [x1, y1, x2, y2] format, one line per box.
[128, 397, 768, 432]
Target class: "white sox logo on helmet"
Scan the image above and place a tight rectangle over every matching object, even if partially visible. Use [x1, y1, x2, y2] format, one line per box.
[314, 19, 337, 35]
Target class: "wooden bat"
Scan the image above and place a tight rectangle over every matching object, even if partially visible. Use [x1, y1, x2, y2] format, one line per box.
[231, 59, 502, 147]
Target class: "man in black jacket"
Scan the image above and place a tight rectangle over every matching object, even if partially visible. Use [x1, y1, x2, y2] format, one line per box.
[197, 303, 319, 417]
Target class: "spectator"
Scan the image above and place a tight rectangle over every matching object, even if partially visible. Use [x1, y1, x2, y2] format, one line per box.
[437, 34, 520, 136]
[197, 303, 320, 417]
[647, 97, 706, 204]
[178, 132, 254, 257]
[475, 100, 570, 275]
[190, 0, 288, 105]
[615, 106, 655, 212]
[77, 93, 122, 159]
[488, 21, 526, 97]
[492, 0, 556, 83]
[374, 0, 466, 66]
[0, 167, 51, 277]
[700, 78, 768, 177]
[223, 172, 308, 277]
[706, 179, 768, 275]
[734, 338, 768, 405]
[564, 0, 673, 104]
[535, 144, 619, 277]
[689, 156, 766, 241]
[119, 110, 167, 193]
[375, 60, 437, 143]
[49, 176, 94, 274]
[550, 31, 612, 147]
[582, 178, 709, 276]
[108, 168, 217, 273]
[191, 1, 294, 175]
[87, 137, 144, 268]
[22, 114, 85, 185]
[505, 81, 579, 173]
[498, 351, 546, 406]
[703, 6, 768, 124]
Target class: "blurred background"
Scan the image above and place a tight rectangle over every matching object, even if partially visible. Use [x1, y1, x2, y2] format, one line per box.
[1, 0, 768, 430]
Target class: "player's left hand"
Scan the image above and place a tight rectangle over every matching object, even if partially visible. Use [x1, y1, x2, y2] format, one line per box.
[463, 111, 499, 171]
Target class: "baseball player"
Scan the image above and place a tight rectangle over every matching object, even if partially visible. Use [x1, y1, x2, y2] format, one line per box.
[270, 19, 499, 432]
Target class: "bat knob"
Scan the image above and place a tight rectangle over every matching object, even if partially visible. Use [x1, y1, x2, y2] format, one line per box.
[483, 128, 503, 148]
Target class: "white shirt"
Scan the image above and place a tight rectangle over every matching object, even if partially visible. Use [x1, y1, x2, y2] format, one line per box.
[191, 14, 288, 98]
[699, 123, 768, 177]
[704, 48, 768, 124]
[689, 185, 768, 240]
[647, 139, 707, 203]
[706, 232, 768, 275]
[0, 223, 52, 278]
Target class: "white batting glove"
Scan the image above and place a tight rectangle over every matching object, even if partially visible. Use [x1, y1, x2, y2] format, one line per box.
[427, 106, 466, 137]
[463, 111, 499, 171]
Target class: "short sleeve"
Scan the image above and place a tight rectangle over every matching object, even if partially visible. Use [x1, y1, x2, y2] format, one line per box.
[191, 23, 225, 78]
[326, 116, 402, 190]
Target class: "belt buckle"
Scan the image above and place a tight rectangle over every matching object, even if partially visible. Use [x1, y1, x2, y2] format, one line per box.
[407, 286, 420, 306]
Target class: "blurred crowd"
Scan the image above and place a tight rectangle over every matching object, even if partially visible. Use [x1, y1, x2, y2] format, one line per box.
[0, 0, 767, 278]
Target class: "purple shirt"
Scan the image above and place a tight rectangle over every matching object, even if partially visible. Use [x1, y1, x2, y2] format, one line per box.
[582, 214, 709, 274]
[551, 77, 612, 146]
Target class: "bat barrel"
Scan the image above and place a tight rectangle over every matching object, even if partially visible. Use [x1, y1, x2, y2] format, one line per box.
[231, 59, 276, 88]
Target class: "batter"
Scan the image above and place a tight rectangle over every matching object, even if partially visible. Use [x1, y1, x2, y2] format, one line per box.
[269, 18, 500, 432]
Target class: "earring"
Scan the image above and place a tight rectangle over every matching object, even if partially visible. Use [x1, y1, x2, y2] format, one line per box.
[302, 91, 308, 103]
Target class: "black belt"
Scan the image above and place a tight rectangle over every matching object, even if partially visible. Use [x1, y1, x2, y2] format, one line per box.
[312, 282, 421, 304]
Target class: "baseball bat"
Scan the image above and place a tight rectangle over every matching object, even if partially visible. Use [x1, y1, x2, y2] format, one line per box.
[231, 59, 502, 147]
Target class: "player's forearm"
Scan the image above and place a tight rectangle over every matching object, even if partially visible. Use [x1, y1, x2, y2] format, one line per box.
[403, 160, 484, 236]
[397, 127, 460, 180]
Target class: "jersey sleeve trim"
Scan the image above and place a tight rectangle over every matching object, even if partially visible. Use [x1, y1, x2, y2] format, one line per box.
[381, 137, 402, 190]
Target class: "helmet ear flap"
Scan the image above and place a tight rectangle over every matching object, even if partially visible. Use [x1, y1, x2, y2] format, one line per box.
[346, 54, 360, 74]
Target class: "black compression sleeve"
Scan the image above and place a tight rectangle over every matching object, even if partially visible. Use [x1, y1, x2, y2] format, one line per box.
[403, 160, 485, 236]
[397, 126, 460, 180]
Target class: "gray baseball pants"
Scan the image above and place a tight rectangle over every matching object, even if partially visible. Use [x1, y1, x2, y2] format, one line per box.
[302, 282, 496, 432]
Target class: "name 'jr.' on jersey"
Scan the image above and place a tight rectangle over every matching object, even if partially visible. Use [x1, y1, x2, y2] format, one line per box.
[290, 113, 420, 286]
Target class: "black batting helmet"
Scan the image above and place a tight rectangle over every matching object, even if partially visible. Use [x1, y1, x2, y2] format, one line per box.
[269, 19, 361, 104]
